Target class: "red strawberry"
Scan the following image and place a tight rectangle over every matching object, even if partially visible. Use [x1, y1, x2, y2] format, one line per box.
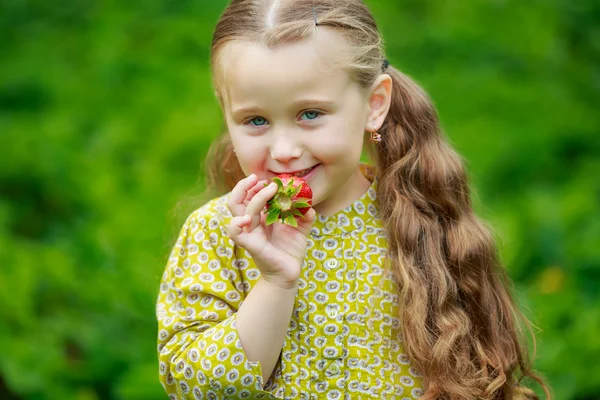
[265, 174, 313, 227]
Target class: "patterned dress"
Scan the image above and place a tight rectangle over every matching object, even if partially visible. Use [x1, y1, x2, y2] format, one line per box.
[156, 165, 424, 399]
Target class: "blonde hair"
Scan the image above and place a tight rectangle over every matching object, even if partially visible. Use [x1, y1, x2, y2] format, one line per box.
[204, 1, 551, 398]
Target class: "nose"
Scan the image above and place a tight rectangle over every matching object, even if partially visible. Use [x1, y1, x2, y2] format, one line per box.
[269, 133, 302, 163]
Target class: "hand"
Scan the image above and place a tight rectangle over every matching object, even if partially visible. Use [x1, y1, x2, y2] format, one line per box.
[226, 174, 316, 289]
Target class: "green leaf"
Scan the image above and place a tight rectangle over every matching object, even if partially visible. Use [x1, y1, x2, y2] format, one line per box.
[291, 208, 304, 217]
[266, 211, 279, 225]
[272, 177, 284, 191]
[285, 180, 294, 192]
[284, 213, 298, 227]
[293, 202, 310, 209]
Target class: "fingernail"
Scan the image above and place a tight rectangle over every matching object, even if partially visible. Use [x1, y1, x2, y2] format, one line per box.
[248, 173, 256, 180]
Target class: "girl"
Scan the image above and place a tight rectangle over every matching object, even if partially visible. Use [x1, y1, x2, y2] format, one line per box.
[156, 1, 551, 399]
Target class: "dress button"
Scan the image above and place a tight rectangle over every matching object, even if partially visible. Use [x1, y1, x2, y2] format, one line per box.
[326, 308, 338, 319]
[325, 362, 341, 377]
[325, 259, 339, 269]
[310, 394, 318, 400]
[326, 221, 337, 231]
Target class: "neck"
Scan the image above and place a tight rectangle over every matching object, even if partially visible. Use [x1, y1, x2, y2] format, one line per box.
[313, 166, 371, 217]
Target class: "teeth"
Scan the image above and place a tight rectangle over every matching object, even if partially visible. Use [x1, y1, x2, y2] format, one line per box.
[296, 166, 315, 177]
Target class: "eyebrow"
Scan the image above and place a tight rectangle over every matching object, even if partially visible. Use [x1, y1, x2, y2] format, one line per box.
[231, 99, 337, 118]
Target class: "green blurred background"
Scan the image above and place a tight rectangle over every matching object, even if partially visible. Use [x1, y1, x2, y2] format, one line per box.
[1, 0, 599, 399]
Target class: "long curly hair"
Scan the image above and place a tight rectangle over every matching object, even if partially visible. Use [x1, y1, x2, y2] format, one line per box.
[204, 1, 551, 398]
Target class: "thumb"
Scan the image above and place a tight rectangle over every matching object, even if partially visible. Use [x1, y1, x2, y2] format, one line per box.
[296, 208, 316, 236]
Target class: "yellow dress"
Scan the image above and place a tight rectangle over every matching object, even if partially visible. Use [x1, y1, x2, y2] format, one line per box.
[156, 165, 424, 399]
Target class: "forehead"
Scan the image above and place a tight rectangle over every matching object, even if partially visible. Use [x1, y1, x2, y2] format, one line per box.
[218, 29, 359, 110]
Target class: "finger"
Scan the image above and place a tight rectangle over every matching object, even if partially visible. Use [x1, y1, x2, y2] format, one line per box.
[227, 174, 257, 217]
[227, 215, 252, 240]
[295, 207, 316, 236]
[246, 182, 278, 230]
[244, 179, 270, 204]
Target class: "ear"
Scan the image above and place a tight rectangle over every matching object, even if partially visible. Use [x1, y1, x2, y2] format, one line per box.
[365, 73, 393, 132]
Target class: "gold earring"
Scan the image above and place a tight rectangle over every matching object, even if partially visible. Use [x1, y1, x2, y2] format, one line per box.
[369, 124, 382, 143]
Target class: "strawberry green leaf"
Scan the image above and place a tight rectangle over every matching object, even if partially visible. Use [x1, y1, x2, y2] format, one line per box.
[284, 213, 298, 227]
[266, 211, 279, 225]
[293, 202, 310, 209]
[272, 177, 284, 191]
[267, 207, 280, 217]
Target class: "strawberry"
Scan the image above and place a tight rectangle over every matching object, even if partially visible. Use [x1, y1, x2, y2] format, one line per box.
[264, 174, 313, 227]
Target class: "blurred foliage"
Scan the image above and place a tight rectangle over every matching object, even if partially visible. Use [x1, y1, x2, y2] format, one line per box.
[1, 0, 598, 399]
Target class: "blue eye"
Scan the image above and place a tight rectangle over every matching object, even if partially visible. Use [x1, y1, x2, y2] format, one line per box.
[300, 111, 321, 120]
[248, 117, 267, 126]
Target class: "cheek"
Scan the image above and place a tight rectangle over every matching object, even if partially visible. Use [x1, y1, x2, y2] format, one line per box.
[229, 135, 265, 168]
[315, 125, 365, 161]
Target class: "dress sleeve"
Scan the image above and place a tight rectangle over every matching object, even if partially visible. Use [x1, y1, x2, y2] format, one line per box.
[156, 209, 283, 399]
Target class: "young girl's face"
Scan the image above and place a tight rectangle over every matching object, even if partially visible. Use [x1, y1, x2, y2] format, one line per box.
[218, 29, 375, 215]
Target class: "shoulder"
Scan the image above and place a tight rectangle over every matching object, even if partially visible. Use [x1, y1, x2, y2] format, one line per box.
[169, 192, 239, 263]
[181, 193, 233, 235]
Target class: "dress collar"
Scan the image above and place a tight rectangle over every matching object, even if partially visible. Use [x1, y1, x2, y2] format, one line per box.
[311, 164, 380, 237]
